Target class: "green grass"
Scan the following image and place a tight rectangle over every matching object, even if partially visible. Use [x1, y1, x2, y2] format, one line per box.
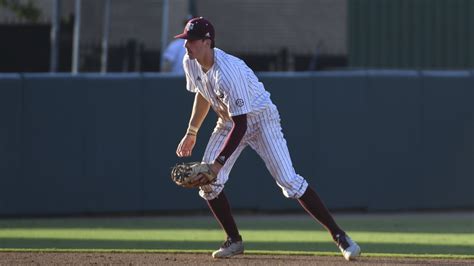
[0, 213, 473, 259]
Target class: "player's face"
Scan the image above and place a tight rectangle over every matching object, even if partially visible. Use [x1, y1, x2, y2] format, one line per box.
[184, 39, 208, 60]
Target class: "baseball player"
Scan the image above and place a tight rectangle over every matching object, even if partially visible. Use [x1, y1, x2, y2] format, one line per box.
[174, 17, 361, 260]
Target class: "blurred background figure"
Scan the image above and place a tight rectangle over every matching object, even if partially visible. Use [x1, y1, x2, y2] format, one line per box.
[160, 16, 191, 74]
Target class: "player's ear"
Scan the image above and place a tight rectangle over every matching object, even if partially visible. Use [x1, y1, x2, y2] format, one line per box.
[203, 39, 211, 48]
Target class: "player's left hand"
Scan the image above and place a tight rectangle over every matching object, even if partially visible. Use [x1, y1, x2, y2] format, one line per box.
[171, 162, 217, 188]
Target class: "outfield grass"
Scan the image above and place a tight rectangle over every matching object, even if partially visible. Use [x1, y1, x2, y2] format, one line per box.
[0, 212, 472, 259]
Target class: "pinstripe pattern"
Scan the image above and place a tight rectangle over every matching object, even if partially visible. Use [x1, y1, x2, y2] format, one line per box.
[184, 48, 308, 200]
[184, 48, 270, 121]
[199, 106, 308, 200]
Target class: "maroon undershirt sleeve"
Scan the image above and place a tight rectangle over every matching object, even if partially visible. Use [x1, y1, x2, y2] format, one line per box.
[215, 114, 247, 165]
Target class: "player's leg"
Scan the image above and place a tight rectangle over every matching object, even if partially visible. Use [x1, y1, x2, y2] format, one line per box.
[200, 122, 246, 258]
[298, 186, 344, 239]
[297, 186, 361, 260]
[250, 108, 360, 260]
[250, 111, 343, 236]
[206, 191, 243, 258]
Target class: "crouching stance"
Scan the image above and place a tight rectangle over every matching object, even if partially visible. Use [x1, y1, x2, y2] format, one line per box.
[173, 17, 361, 261]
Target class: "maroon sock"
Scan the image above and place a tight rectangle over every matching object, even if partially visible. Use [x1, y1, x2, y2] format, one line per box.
[298, 186, 345, 240]
[206, 191, 241, 241]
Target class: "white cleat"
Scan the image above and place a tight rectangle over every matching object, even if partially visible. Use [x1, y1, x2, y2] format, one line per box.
[335, 234, 361, 261]
[212, 237, 244, 259]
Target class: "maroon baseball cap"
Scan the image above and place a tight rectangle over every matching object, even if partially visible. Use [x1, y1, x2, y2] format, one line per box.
[174, 17, 215, 42]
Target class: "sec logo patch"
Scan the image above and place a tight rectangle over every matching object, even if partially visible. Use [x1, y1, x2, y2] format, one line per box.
[235, 99, 244, 107]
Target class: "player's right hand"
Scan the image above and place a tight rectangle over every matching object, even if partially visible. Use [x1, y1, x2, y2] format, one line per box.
[176, 134, 196, 157]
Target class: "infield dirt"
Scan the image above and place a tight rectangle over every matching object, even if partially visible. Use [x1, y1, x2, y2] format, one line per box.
[1, 252, 473, 265]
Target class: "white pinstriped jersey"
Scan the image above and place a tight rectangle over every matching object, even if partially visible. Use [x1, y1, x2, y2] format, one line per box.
[183, 47, 308, 201]
[184, 48, 273, 121]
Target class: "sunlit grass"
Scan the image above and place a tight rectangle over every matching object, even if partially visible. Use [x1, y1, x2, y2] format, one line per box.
[0, 213, 472, 258]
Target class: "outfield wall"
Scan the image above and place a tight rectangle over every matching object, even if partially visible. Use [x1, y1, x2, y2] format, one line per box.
[0, 71, 473, 216]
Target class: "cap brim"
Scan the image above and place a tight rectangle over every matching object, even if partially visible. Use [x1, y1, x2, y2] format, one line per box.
[174, 32, 202, 40]
[174, 32, 188, 39]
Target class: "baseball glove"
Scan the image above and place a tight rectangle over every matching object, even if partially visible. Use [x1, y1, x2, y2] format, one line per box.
[171, 162, 217, 188]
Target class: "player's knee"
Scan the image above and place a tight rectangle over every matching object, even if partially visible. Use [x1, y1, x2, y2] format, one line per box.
[279, 177, 308, 199]
[281, 189, 299, 199]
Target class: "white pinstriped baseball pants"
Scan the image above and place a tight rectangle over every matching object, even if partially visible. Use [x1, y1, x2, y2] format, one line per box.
[199, 105, 308, 200]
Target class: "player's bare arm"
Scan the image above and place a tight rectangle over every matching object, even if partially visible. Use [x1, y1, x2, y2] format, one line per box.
[176, 92, 210, 157]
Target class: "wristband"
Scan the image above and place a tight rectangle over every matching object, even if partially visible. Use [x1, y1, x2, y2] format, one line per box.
[186, 125, 199, 136]
[215, 156, 226, 166]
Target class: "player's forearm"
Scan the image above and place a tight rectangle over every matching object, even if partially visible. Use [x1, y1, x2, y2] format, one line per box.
[215, 114, 247, 165]
[186, 92, 210, 135]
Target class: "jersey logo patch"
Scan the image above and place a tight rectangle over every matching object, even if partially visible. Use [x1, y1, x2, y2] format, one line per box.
[235, 99, 245, 107]
[196, 76, 201, 82]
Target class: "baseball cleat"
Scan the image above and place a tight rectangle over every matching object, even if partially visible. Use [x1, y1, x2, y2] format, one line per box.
[335, 233, 361, 261]
[212, 236, 244, 258]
